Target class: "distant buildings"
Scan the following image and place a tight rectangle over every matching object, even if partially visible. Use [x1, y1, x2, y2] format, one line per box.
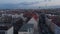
[1, 9, 60, 34]
[0, 10, 40, 34]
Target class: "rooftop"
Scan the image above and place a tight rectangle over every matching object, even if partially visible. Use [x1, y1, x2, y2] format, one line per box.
[47, 15, 60, 27]
[19, 24, 34, 32]
[0, 24, 12, 30]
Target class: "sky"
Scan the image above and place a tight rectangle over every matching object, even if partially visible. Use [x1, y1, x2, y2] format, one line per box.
[0, 0, 41, 4]
[0, 0, 60, 9]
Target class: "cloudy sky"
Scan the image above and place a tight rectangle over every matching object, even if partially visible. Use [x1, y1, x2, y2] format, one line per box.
[0, 0, 43, 4]
[0, 0, 60, 9]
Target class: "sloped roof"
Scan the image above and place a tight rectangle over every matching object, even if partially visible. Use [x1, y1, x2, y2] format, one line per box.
[52, 16, 60, 27]
[19, 24, 33, 32]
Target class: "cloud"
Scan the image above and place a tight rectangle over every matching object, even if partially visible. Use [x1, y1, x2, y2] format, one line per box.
[0, 0, 60, 9]
[0, 0, 22, 4]
[18, 1, 40, 5]
[0, 0, 41, 4]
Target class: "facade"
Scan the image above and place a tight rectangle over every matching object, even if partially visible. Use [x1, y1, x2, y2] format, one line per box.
[45, 14, 60, 34]
[54, 24, 60, 34]
[27, 17, 39, 34]
[18, 24, 34, 34]
[45, 16, 55, 32]
[27, 17, 38, 31]
[0, 24, 13, 34]
[14, 18, 24, 34]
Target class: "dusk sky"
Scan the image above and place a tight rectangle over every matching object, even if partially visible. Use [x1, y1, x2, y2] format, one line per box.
[0, 0, 60, 9]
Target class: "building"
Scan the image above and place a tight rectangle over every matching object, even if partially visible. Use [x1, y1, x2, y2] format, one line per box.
[45, 15, 54, 33]
[45, 14, 60, 34]
[13, 18, 24, 34]
[27, 17, 38, 30]
[18, 24, 34, 34]
[51, 16, 60, 34]
[0, 24, 13, 34]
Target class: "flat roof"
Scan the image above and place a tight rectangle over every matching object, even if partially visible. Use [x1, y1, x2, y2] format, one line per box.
[0, 24, 12, 30]
[19, 24, 34, 32]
